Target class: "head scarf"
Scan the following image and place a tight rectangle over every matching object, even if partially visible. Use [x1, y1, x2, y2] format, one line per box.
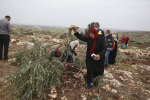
[86, 28, 99, 56]
[70, 40, 79, 50]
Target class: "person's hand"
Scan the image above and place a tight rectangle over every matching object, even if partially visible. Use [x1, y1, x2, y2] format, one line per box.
[73, 27, 78, 33]
[94, 54, 100, 60]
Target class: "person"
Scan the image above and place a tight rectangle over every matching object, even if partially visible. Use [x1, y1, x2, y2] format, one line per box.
[116, 34, 118, 40]
[121, 34, 126, 50]
[108, 35, 118, 64]
[104, 30, 114, 67]
[73, 28, 106, 89]
[125, 36, 129, 48]
[80, 31, 84, 36]
[94, 22, 105, 37]
[62, 40, 79, 63]
[0, 15, 13, 60]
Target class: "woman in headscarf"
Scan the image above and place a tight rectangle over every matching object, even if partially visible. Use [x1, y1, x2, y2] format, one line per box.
[62, 40, 79, 63]
[73, 28, 106, 89]
[108, 35, 118, 64]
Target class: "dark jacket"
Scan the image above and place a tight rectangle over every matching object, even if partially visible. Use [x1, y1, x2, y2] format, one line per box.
[105, 35, 114, 51]
[74, 32, 106, 75]
[97, 29, 105, 37]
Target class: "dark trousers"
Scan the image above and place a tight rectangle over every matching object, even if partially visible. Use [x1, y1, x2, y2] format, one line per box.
[0, 34, 10, 59]
[86, 63, 99, 85]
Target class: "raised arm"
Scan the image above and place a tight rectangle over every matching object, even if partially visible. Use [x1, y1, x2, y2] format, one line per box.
[74, 32, 88, 42]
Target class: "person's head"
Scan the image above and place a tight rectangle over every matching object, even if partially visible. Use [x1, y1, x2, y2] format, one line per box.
[106, 30, 110, 36]
[94, 22, 100, 30]
[70, 40, 79, 50]
[5, 15, 11, 21]
[123, 34, 125, 37]
[89, 28, 98, 39]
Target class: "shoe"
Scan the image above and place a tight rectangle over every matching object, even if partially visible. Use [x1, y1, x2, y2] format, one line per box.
[87, 84, 93, 89]
[104, 64, 108, 67]
[4, 57, 10, 60]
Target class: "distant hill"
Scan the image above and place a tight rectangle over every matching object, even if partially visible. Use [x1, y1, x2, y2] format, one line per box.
[12, 24, 148, 32]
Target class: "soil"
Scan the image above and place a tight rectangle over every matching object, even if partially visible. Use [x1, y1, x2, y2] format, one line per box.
[1, 34, 150, 100]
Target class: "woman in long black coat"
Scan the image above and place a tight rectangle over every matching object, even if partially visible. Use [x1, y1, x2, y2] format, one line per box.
[73, 28, 106, 89]
[108, 35, 118, 64]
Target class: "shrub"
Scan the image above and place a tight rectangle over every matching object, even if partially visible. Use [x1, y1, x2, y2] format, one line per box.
[5, 43, 65, 100]
[44, 36, 50, 40]
[11, 61, 18, 66]
[59, 33, 68, 39]
[116, 49, 128, 63]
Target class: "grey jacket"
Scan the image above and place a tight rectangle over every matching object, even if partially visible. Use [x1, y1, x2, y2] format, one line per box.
[105, 35, 114, 51]
[0, 18, 12, 35]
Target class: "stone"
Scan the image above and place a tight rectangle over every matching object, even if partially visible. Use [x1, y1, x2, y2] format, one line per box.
[8, 59, 13, 62]
[106, 84, 111, 90]
[48, 93, 57, 99]
[50, 87, 57, 94]
[111, 89, 117, 93]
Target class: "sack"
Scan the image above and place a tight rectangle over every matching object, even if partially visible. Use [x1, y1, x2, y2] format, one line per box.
[112, 41, 115, 49]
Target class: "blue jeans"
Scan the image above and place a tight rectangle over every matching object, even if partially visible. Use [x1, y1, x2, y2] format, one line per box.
[105, 51, 110, 65]
[121, 43, 124, 50]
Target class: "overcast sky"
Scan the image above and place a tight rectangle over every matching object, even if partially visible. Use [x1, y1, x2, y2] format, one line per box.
[0, 0, 150, 31]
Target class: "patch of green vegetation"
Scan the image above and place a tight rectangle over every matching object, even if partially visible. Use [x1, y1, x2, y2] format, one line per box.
[59, 33, 68, 39]
[4, 43, 65, 100]
[30, 39, 36, 43]
[116, 49, 128, 63]
[44, 36, 50, 40]
[11, 61, 17, 66]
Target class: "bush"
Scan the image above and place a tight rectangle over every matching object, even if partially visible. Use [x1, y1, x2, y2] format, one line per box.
[84, 22, 95, 36]
[5, 43, 65, 100]
[30, 39, 36, 43]
[11, 61, 18, 66]
[44, 36, 50, 40]
[59, 33, 68, 39]
[116, 49, 128, 63]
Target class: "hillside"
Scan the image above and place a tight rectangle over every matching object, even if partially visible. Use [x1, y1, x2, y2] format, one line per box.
[0, 26, 150, 100]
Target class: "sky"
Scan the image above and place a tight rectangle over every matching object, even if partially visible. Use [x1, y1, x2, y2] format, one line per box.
[0, 0, 150, 31]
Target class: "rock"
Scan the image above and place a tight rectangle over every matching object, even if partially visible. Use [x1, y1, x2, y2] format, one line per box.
[17, 42, 34, 49]
[140, 70, 144, 74]
[61, 90, 64, 94]
[106, 84, 111, 90]
[137, 81, 143, 85]
[27, 36, 35, 39]
[10, 39, 17, 43]
[88, 92, 93, 96]
[146, 47, 150, 50]
[73, 81, 78, 88]
[12, 58, 16, 61]
[81, 93, 86, 100]
[61, 96, 68, 100]
[109, 79, 122, 87]
[50, 87, 57, 94]
[120, 95, 124, 99]
[111, 89, 117, 93]
[104, 70, 114, 79]
[147, 80, 150, 84]
[8, 59, 13, 62]
[48, 93, 57, 99]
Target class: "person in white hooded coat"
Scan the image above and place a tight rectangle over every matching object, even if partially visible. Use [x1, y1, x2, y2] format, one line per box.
[62, 40, 79, 63]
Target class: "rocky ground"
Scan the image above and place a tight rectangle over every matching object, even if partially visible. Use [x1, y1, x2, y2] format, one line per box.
[0, 33, 150, 100]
